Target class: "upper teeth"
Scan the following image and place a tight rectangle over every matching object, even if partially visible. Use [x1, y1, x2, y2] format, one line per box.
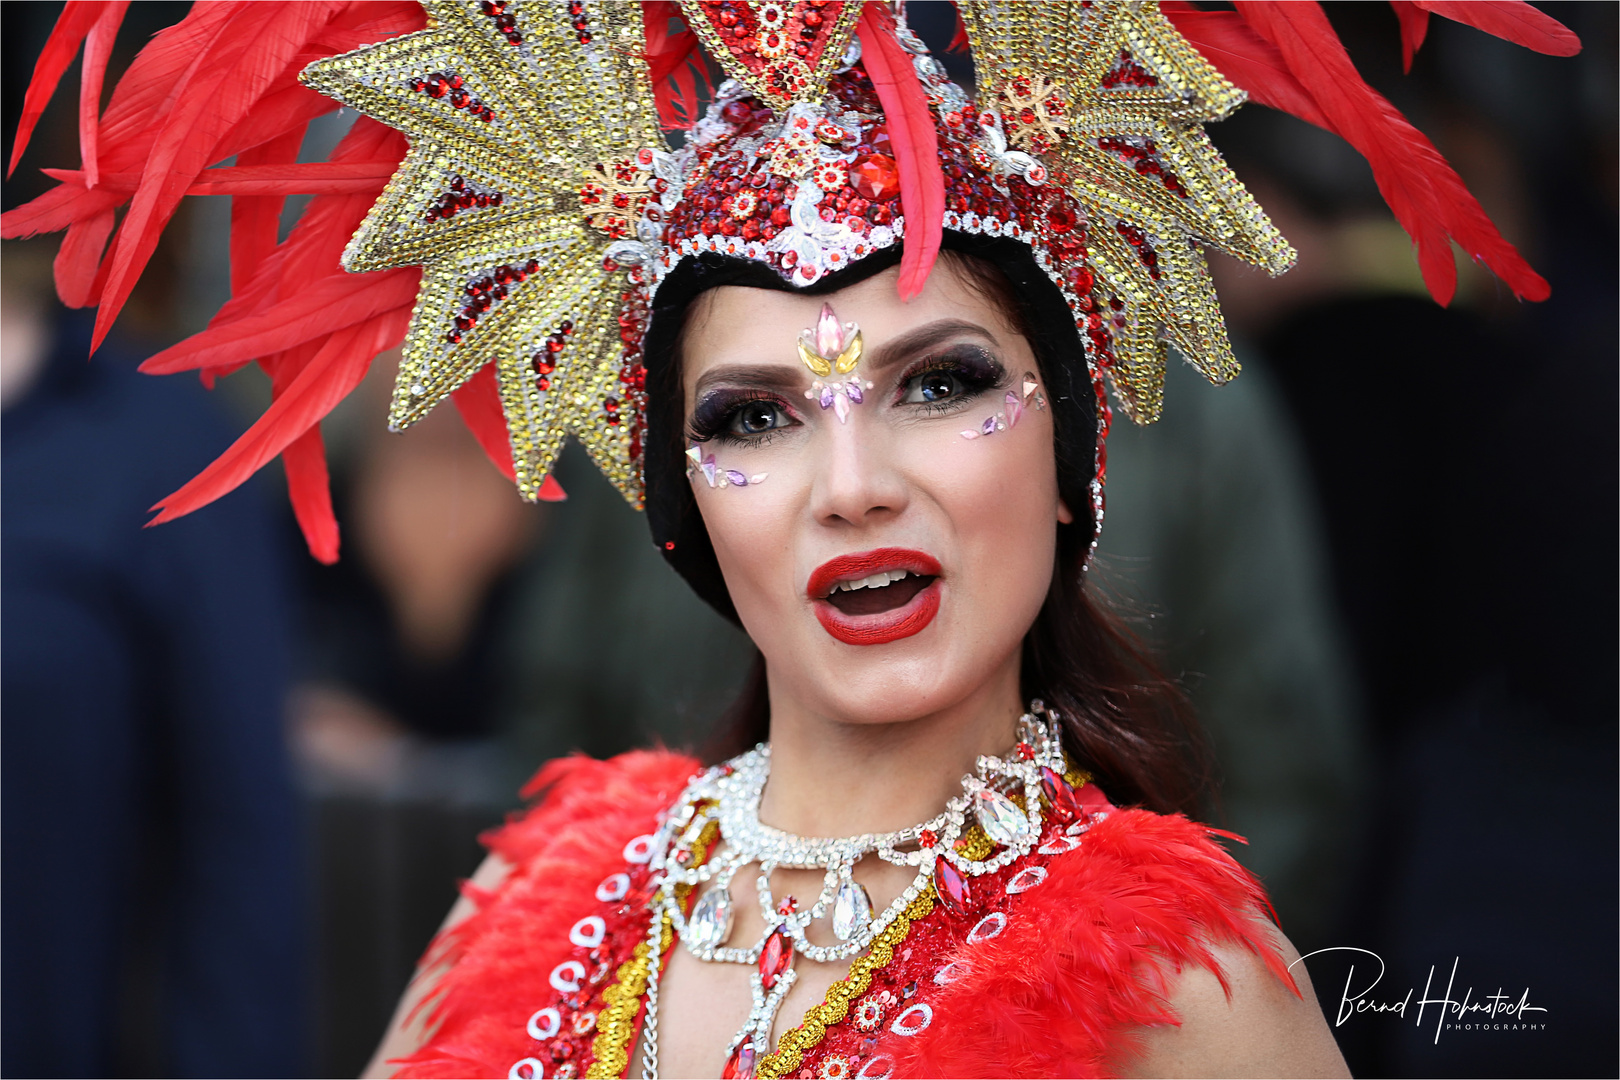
[832, 570, 913, 593]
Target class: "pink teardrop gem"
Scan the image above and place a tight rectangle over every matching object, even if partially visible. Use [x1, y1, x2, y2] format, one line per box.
[933, 858, 971, 919]
[1005, 390, 1024, 429]
[759, 926, 792, 989]
[815, 302, 844, 357]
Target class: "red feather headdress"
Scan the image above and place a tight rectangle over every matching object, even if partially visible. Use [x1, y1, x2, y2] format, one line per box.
[1, 1, 1578, 561]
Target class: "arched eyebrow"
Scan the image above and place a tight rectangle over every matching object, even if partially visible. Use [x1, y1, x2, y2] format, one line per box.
[866, 319, 1000, 373]
[690, 318, 1001, 400]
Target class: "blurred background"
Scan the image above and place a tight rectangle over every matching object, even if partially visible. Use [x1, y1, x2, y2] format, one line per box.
[1, 3, 1613, 1077]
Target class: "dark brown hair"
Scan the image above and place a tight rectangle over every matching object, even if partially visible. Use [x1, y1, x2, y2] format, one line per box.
[647, 241, 1212, 817]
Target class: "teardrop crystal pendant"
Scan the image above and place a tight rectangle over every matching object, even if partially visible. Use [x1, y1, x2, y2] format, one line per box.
[832, 879, 873, 942]
[722, 1039, 758, 1080]
[687, 885, 734, 950]
[973, 787, 1031, 847]
[759, 926, 792, 990]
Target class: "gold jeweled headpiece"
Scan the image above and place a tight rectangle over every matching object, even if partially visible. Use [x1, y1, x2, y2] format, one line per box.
[300, 0, 1293, 527]
[5, 0, 1568, 560]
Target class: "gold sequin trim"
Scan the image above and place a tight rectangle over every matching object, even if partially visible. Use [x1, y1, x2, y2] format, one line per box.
[755, 890, 937, 1080]
[587, 813, 720, 1078]
[586, 915, 674, 1080]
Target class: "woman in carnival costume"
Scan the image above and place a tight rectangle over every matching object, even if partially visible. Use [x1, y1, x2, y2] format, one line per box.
[3, 1, 1580, 1076]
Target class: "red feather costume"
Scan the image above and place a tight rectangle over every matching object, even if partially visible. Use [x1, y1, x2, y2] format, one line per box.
[391, 751, 1295, 1080]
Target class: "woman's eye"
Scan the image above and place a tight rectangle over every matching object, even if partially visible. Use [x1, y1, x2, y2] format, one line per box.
[903, 370, 966, 404]
[731, 400, 790, 435]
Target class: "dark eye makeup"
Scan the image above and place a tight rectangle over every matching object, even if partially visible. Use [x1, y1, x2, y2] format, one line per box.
[687, 389, 799, 446]
[897, 345, 1006, 412]
[686, 342, 1006, 446]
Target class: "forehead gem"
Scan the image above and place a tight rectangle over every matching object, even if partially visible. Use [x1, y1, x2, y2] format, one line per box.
[815, 303, 844, 357]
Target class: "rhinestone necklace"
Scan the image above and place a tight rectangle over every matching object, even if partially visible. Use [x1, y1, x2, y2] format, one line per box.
[638, 703, 1068, 1080]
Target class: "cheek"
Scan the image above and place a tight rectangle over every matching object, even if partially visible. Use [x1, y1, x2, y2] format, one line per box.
[690, 473, 802, 627]
[900, 406, 1061, 610]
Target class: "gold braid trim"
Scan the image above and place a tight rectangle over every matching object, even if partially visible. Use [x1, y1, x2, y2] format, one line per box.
[586, 915, 672, 1079]
[755, 890, 937, 1080]
[587, 814, 721, 1078]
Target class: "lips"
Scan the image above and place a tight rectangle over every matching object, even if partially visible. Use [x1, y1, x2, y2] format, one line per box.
[807, 548, 943, 646]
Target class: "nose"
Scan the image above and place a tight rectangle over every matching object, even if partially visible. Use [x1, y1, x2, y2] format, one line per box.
[807, 412, 909, 529]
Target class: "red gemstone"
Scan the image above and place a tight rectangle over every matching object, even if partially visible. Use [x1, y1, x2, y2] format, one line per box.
[1046, 202, 1077, 234]
[1041, 766, 1082, 824]
[1016, 741, 1035, 761]
[776, 895, 797, 916]
[848, 154, 899, 201]
[1068, 267, 1096, 294]
[759, 927, 791, 990]
[919, 828, 938, 849]
[933, 858, 971, 918]
[722, 1041, 757, 1080]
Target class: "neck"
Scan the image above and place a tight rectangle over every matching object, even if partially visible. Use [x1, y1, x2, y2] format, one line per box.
[756, 660, 1025, 837]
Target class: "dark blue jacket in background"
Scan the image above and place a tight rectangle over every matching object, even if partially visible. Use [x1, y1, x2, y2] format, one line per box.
[2, 314, 305, 1078]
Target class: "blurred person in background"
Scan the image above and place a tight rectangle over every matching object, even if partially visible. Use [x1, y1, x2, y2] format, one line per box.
[1, 237, 305, 1077]
[1199, 6, 1618, 1073]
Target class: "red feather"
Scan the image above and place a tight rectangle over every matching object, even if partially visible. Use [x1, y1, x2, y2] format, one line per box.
[448, 364, 568, 500]
[1415, 1, 1580, 56]
[1388, 2, 1432, 73]
[449, 362, 518, 484]
[90, 3, 332, 352]
[230, 124, 308, 295]
[856, 2, 943, 301]
[143, 270, 419, 375]
[1162, 5, 1327, 127]
[1228, 2, 1550, 304]
[281, 425, 341, 564]
[3, 3, 436, 557]
[7, 2, 103, 177]
[643, 0, 709, 132]
[77, 2, 129, 189]
[52, 206, 115, 309]
[148, 309, 406, 539]
[948, 8, 969, 54]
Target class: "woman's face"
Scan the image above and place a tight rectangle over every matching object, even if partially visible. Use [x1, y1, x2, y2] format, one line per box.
[680, 258, 1072, 725]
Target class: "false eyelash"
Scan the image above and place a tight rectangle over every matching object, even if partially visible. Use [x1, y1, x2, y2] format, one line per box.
[686, 388, 797, 446]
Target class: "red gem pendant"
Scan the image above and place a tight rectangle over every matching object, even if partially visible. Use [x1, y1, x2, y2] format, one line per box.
[1041, 765, 1082, 824]
[759, 927, 792, 990]
[933, 858, 971, 919]
[722, 1040, 758, 1080]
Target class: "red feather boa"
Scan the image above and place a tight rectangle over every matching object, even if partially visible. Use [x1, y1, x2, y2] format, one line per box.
[391, 750, 1294, 1080]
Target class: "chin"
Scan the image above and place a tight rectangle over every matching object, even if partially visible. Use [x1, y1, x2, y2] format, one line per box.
[752, 600, 1016, 727]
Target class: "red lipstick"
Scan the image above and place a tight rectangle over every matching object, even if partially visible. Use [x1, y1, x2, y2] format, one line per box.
[807, 548, 943, 646]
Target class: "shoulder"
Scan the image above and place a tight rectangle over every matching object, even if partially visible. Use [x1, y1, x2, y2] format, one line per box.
[1114, 919, 1350, 1078]
[1052, 806, 1346, 1077]
[892, 802, 1342, 1078]
[371, 748, 701, 1079]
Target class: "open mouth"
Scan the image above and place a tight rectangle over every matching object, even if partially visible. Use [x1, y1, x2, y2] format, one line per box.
[822, 570, 937, 616]
[807, 548, 944, 646]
